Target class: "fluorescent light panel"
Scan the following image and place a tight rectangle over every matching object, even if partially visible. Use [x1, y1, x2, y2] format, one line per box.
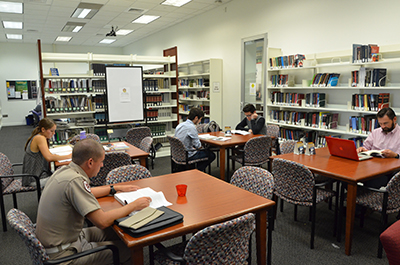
[161, 0, 192, 7]
[56, 36, 72, 42]
[72, 26, 82, 33]
[71, 3, 102, 19]
[132, 15, 160, 24]
[6, 34, 22, 39]
[0, 1, 23, 14]
[116, 29, 133, 36]
[3, 21, 23, 29]
[62, 22, 85, 33]
[99, 39, 115, 44]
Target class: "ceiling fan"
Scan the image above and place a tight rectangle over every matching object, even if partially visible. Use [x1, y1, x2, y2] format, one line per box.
[106, 26, 118, 37]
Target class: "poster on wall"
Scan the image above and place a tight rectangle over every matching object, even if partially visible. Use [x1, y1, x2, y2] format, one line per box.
[6, 80, 38, 100]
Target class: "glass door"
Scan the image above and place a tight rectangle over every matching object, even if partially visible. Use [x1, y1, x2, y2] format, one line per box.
[241, 33, 268, 119]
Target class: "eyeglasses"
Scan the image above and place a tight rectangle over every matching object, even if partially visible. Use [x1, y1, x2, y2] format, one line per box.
[245, 114, 252, 117]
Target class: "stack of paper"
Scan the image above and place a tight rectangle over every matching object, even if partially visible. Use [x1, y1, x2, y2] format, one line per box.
[198, 134, 218, 140]
[231, 130, 250, 135]
[115, 187, 172, 209]
[111, 142, 129, 151]
[50, 145, 72, 162]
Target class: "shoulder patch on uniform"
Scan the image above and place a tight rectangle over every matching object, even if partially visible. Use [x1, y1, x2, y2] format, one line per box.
[83, 181, 91, 193]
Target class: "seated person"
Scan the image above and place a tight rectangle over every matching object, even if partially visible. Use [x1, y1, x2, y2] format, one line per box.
[235, 103, 267, 135]
[175, 108, 216, 171]
[36, 139, 151, 265]
[357, 107, 400, 187]
[22, 117, 71, 188]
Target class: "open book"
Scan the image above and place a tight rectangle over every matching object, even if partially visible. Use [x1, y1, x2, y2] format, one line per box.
[231, 130, 250, 135]
[114, 187, 172, 209]
[359, 150, 385, 157]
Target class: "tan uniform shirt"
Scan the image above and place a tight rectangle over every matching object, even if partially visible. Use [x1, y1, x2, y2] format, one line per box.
[36, 162, 100, 248]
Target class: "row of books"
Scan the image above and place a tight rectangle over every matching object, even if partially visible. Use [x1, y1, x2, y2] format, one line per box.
[146, 95, 163, 106]
[144, 79, 170, 91]
[351, 93, 390, 111]
[146, 110, 158, 121]
[352, 44, 379, 63]
[92, 63, 129, 76]
[148, 124, 167, 137]
[179, 104, 210, 115]
[92, 80, 106, 93]
[94, 113, 107, 124]
[270, 111, 338, 129]
[45, 96, 94, 113]
[351, 68, 387, 87]
[278, 128, 327, 148]
[311, 73, 340, 87]
[269, 54, 306, 69]
[270, 92, 304, 106]
[93, 96, 106, 110]
[270, 74, 294, 87]
[178, 90, 210, 100]
[349, 115, 379, 134]
[179, 78, 209, 88]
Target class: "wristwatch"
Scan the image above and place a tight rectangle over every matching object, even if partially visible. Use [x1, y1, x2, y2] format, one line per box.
[109, 185, 117, 195]
[396, 154, 400, 159]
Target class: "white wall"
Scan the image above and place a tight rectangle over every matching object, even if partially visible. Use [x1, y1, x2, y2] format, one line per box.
[122, 0, 400, 127]
[0, 42, 122, 126]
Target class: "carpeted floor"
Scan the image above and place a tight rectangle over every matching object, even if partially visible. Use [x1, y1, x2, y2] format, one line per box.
[0, 125, 394, 264]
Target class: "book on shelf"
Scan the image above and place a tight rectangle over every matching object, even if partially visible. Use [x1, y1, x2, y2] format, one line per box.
[49, 68, 59, 76]
[378, 93, 390, 110]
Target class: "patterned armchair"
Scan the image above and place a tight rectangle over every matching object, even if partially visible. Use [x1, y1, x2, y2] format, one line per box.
[106, 165, 152, 184]
[68, 133, 101, 145]
[126, 127, 155, 169]
[230, 166, 274, 265]
[0, 152, 41, 232]
[167, 136, 210, 173]
[355, 171, 400, 258]
[380, 219, 400, 264]
[91, 151, 132, 186]
[266, 124, 280, 155]
[6, 208, 120, 265]
[152, 213, 255, 265]
[279, 140, 296, 154]
[272, 158, 337, 249]
[228, 136, 272, 175]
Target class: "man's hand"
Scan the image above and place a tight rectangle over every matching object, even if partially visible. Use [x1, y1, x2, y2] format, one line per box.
[381, 149, 397, 158]
[116, 185, 140, 193]
[130, 197, 152, 211]
[251, 113, 258, 120]
[357, 147, 368, 153]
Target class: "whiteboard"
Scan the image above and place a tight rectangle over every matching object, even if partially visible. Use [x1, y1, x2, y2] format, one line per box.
[105, 66, 144, 123]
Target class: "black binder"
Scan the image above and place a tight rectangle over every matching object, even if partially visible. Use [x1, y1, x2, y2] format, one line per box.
[115, 206, 184, 238]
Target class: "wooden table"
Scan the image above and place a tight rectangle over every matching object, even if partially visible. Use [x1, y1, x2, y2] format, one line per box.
[98, 170, 275, 265]
[199, 131, 262, 180]
[54, 141, 149, 168]
[271, 147, 400, 255]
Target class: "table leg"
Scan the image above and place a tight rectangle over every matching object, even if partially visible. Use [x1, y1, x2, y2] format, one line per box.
[345, 183, 357, 255]
[139, 157, 146, 167]
[220, 147, 226, 181]
[256, 210, 267, 265]
[130, 247, 144, 265]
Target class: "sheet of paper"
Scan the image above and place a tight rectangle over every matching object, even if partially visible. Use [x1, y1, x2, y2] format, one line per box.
[115, 187, 172, 209]
[198, 134, 218, 140]
[231, 130, 250, 135]
[50, 145, 73, 155]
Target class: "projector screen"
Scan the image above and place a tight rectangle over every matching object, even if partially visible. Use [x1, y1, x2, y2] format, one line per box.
[105, 66, 144, 123]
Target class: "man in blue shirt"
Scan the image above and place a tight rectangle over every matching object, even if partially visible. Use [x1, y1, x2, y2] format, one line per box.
[175, 108, 215, 171]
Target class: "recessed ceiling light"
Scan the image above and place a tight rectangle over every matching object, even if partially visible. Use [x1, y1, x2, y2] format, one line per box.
[3, 21, 23, 29]
[0, 1, 23, 14]
[99, 39, 115, 44]
[116, 29, 133, 36]
[56, 36, 72, 42]
[62, 22, 85, 33]
[6, 34, 22, 39]
[161, 0, 192, 7]
[71, 3, 102, 19]
[132, 15, 160, 24]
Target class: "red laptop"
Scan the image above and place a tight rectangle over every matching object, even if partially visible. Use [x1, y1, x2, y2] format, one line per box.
[325, 136, 372, 161]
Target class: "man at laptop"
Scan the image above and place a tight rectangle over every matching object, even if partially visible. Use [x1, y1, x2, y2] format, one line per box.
[356, 107, 400, 187]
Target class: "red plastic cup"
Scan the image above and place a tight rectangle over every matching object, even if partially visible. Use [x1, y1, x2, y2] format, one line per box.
[176, 184, 187, 197]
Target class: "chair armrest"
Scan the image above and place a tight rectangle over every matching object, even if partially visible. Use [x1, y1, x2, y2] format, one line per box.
[357, 183, 387, 193]
[12, 163, 23, 168]
[0, 173, 39, 180]
[43, 245, 120, 265]
[154, 243, 185, 263]
[315, 179, 335, 187]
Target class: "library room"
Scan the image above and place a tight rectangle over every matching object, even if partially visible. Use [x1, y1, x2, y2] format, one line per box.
[1, 0, 400, 264]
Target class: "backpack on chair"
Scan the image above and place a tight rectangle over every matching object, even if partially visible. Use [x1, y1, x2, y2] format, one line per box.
[205, 120, 220, 132]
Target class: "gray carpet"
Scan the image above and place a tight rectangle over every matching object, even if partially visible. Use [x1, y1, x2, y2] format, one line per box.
[0, 125, 392, 264]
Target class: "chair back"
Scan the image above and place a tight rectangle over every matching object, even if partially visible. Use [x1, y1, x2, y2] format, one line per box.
[183, 213, 255, 265]
[0, 152, 15, 190]
[91, 152, 132, 186]
[385, 171, 400, 212]
[279, 140, 296, 154]
[380, 219, 400, 264]
[272, 158, 315, 203]
[69, 134, 101, 145]
[231, 166, 274, 199]
[266, 124, 280, 138]
[7, 208, 49, 264]
[126, 127, 152, 148]
[167, 136, 187, 163]
[139, 137, 153, 153]
[243, 136, 271, 165]
[106, 165, 152, 184]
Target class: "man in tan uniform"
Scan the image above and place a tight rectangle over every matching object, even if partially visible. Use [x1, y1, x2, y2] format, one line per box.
[36, 139, 151, 264]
